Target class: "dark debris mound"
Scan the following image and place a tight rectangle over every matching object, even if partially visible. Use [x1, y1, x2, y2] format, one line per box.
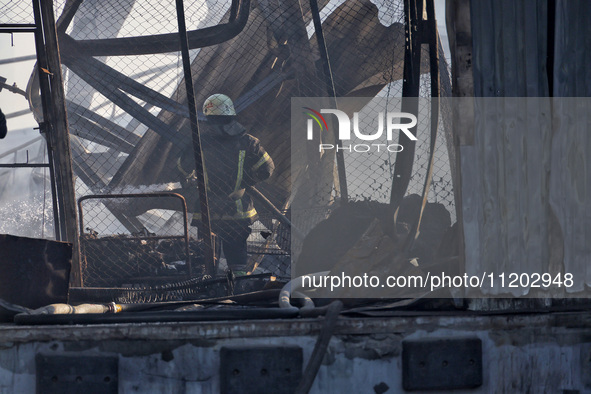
[295, 195, 453, 275]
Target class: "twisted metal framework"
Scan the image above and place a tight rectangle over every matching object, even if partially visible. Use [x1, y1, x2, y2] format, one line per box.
[2, 0, 455, 297]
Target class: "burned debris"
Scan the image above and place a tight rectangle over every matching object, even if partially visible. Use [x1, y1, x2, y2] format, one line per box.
[2, 0, 455, 309]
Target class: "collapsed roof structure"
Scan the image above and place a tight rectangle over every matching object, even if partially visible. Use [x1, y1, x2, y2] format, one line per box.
[8, 0, 454, 292]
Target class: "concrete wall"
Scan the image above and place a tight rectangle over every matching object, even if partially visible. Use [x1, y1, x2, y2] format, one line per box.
[1, 313, 590, 392]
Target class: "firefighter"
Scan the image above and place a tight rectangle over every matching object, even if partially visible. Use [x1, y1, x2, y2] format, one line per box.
[0, 108, 7, 139]
[177, 94, 274, 274]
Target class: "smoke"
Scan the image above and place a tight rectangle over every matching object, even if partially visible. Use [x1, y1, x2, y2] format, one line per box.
[0, 190, 54, 239]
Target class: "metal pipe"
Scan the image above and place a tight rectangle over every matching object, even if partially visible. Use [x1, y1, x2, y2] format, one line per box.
[176, 0, 216, 277]
[0, 24, 37, 33]
[404, 0, 441, 251]
[0, 81, 26, 97]
[308, 0, 348, 204]
[0, 55, 37, 65]
[279, 271, 329, 310]
[0, 164, 50, 168]
[14, 307, 299, 325]
[389, 0, 423, 218]
[83, 235, 187, 242]
[61, 0, 251, 56]
[3, 109, 32, 119]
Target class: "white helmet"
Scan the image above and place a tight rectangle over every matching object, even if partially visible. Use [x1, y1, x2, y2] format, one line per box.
[203, 94, 236, 116]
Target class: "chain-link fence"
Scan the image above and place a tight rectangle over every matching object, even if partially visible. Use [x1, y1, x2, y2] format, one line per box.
[1, 1, 34, 24]
[1, 4, 52, 239]
[3, 0, 455, 290]
[78, 193, 198, 287]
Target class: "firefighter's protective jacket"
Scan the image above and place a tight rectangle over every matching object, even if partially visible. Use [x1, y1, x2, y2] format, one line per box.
[177, 122, 274, 223]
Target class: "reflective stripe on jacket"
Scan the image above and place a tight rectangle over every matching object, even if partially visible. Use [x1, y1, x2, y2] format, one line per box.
[177, 124, 274, 222]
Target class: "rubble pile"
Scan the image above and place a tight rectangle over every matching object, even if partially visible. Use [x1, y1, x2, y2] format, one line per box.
[81, 231, 205, 287]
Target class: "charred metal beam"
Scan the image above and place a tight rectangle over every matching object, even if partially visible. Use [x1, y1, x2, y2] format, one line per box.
[62, 48, 290, 124]
[70, 137, 108, 190]
[67, 100, 141, 146]
[176, 0, 215, 277]
[61, 0, 250, 56]
[32, 0, 81, 285]
[68, 112, 136, 153]
[390, 0, 423, 218]
[69, 143, 155, 239]
[233, 70, 292, 114]
[308, 0, 348, 203]
[404, 0, 441, 251]
[31, 15, 60, 242]
[56, 0, 83, 35]
[446, 0, 471, 283]
[60, 45, 190, 118]
[65, 55, 180, 145]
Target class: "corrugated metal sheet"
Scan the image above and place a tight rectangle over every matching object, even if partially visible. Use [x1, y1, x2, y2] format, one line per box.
[553, 0, 591, 97]
[460, 0, 591, 293]
[471, 0, 549, 97]
[461, 98, 553, 296]
[549, 100, 591, 292]
[548, 1, 591, 291]
[462, 0, 552, 295]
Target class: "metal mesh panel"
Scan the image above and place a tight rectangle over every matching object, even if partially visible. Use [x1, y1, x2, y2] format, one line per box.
[3, 0, 455, 289]
[0, 1, 35, 24]
[78, 193, 195, 287]
[0, 166, 54, 238]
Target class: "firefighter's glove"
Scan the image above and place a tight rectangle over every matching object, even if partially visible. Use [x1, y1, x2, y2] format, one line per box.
[228, 189, 245, 201]
[182, 171, 199, 190]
